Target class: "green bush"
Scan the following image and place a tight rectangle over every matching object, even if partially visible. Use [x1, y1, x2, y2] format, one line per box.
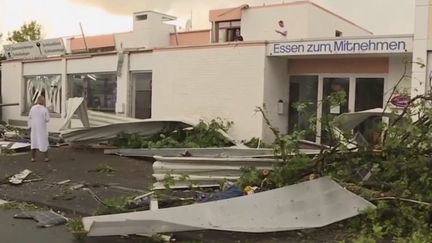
[110, 118, 234, 148]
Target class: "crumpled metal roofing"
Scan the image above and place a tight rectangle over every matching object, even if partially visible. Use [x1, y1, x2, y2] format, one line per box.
[83, 177, 376, 236]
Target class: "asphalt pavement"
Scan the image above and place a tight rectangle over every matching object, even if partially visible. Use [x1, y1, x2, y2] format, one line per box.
[0, 208, 160, 243]
[0, 147, 346, 242]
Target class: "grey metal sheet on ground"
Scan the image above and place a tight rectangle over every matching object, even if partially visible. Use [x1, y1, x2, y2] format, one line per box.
[105, 148, 320, 158]
[61, 119, 193, 143]
[152, 155, 279, 189]
[104, 147, 274, 158]
[83, 176, 376, 236]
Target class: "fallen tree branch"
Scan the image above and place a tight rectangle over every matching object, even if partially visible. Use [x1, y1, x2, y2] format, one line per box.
[370, 197, 432, 207]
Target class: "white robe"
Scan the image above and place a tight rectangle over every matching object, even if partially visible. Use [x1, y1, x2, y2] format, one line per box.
[29, 104, 50, 152]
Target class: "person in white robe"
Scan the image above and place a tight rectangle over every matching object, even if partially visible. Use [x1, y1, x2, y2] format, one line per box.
[29, 96, 50, 162]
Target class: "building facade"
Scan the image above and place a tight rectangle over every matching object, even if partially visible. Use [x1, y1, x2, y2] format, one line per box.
[1, 1, 426, 143]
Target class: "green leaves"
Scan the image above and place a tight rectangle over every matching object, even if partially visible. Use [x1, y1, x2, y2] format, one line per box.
[110, 119, 234, 149]
[7, 21, 42, 43]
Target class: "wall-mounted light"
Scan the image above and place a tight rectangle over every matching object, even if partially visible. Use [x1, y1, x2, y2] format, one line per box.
[277, 99, 286, 115]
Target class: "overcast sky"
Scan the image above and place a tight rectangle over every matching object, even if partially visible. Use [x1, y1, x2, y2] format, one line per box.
[0, 0, 414, 41]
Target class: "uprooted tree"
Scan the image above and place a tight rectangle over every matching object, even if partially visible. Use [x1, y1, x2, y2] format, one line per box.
[238, 61, 432, 242]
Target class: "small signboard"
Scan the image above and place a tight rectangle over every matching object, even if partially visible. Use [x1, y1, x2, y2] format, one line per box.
[390, 95, 410, 108]
[3, 38, 66, 60]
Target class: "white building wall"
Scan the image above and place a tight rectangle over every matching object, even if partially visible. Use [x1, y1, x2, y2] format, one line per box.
[241, 5, 309, 41]
[1, 62, 23, 121]
[66, 55, 117, 74]
[115, 12, 175, 50]
[306, 4, 371, 38]
[262, 57, 289, 142]
[412, 0, 431, 95]
[1, 61, 68, 131]
[23, 60, 63, 76]
[129, 52, 153, 71]
[151, 44, 266, 140]
[241, 3, 370, 42]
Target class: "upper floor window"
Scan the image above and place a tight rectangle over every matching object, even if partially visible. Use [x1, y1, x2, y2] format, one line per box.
[214, 20, 242, 42]
[335, 30, 343, 37]
[136, 14, 148, 21]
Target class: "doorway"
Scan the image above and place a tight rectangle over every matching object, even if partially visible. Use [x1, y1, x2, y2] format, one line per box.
[321, 77, 350, 144]
[288, 76, 318, 141]
[132, 73, 152, 119]
[288, 75, 385, 144]
[355, 78, 384, 111]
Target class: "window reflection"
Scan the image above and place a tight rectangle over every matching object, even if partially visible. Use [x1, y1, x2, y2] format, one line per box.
[68, 73, 117, 112]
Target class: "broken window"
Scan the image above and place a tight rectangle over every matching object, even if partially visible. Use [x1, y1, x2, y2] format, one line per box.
[68, 73, 117, 112]
[24, 75, 62, 114]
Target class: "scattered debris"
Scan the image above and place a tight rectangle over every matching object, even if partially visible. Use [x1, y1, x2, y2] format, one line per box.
[196, 185, 243, 203]
[82, 177, 375, 236]
[52, 194, 76, 201]
[61, 119, 195, 144]
[83, 188, 109, 206]
[152, 156, 277, 189]
[3, 130, 21, 140]
[9, 169, 32, 185]
[104, 147, 274, 159]
[125, 192, 155, 209]
[0, 141, 31, 154]
[23, 178, 43, 183]
[108, 185, 147, 193]
[243, 186, 258, 195]
[0, 199, 8, 206]
[14, 210, 68, 228]
[56, 179, 71, 185]
[90, 164, 115, 173]
[69, 184, 85, 191]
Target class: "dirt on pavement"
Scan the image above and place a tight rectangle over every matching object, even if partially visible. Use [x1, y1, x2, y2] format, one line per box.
[0, 147, 154, 215]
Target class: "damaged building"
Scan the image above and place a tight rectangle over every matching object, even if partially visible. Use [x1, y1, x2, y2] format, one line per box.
[1, 0, 430, 144]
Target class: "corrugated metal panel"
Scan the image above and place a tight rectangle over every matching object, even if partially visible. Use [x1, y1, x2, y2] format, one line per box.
[105, 147, 274, 158]
[152, 156, 279, 189]
[83, 177, 376, 236]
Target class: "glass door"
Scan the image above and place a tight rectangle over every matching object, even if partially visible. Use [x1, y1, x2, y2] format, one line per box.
[132, 73, 152, 119]
[354, 77, 384, 146]
[355, 78, 384, 112]
[288, 75, 318, 141]
[320, 77, 350, 145]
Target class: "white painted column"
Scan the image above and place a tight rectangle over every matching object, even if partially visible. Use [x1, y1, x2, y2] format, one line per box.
[412, 0, 431, 96]
[316, 76, 323, 144]
[61, 58, 67, 118]
[115, 52, 129, 116]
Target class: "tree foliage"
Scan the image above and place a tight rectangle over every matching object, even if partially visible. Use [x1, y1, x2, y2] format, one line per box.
[111, 118, 234, 149]
[239, 61, 432, 241]
[7, 21, 42, 43]
[0, 33, 4, 60]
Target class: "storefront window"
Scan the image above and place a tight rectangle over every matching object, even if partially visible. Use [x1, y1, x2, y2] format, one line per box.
[24, 75, 62, 114]
[68, 73, 117, 112]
